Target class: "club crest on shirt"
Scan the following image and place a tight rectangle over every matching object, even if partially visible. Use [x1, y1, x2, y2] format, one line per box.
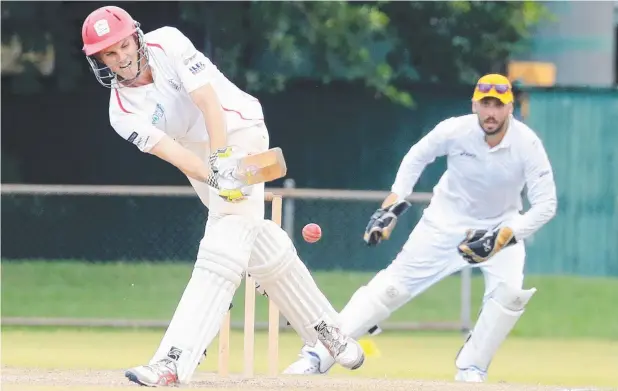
[152, 103, 165, 125]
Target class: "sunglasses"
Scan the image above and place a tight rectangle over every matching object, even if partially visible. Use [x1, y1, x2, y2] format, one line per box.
[476, 83, 510, 94]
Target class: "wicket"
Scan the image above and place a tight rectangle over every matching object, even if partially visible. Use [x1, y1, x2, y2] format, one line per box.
[217, 192, 282, 377]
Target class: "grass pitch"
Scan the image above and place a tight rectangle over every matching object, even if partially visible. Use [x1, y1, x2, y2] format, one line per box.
[2, 261, 617, 390]
[2, 327, 617, 388]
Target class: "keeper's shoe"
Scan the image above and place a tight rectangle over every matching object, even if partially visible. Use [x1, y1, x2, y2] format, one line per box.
[125, 358, 178, 387]
[455, 367, 487, 383]
[283, 346, 323, 375]
[283, 335, 364, 375]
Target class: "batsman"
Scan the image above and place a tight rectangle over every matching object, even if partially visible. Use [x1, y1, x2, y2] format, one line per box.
[81, 6, 364, 387]
[284, 74, 558, 382]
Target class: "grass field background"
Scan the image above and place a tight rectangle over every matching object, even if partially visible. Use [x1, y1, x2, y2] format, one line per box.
[2, 260, 618, 388]
[3, 260, 618, 339]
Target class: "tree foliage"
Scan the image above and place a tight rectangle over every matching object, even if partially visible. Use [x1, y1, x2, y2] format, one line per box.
[382, 1, 553, 84]
[2, 1, 551, 105]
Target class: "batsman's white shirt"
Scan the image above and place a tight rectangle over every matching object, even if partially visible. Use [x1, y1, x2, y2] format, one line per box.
[386, 114, 557, 299]
[108, 26, 264, 152]
[108, 26, 269, 218]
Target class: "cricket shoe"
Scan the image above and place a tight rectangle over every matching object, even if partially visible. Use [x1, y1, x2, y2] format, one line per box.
[125, 358, 178, 387]
[315, 321, 364, 371]
[283, 346, 323, 375]
[455, 367, 487, 383]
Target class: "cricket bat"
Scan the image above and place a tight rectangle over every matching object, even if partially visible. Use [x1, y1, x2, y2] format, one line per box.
[235, 147, 287, 185]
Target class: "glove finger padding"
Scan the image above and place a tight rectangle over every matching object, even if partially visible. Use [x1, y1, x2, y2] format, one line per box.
[218, 187, 252, 202]
[209, 147, 237, 172]
[464, 229, 487, 242]
[363, 201, 411, 246]
[208, 147, 254, 202]
[458, 227, 516, 264]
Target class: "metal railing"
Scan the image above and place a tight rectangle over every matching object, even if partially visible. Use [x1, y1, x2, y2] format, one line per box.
[1, 181, 472, 332]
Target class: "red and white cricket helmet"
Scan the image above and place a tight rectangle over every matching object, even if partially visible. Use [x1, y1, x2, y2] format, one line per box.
[81, 6, 148, 88]
[82, 6, 138, 56]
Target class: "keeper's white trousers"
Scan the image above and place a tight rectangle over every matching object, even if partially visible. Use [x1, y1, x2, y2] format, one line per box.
[389, 214, 526, 303]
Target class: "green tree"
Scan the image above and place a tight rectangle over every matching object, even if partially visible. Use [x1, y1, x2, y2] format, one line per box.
[1, 2, 93, 93]
[179, 2, 406, 104]
[382, 1, 553, 84]
[180, 1, 551, 106]
[2, 1, 550, 106]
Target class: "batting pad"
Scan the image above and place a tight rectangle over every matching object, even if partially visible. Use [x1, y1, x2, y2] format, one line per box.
[456, 282, 537, 373]
[248, 220, 340, 346]
[149, 215, 259, 384]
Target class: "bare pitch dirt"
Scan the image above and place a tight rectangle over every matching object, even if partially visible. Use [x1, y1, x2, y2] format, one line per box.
[1, 367, 605, 391]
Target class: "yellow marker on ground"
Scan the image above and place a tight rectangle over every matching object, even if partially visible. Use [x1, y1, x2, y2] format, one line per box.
[359, 338, 380, 358]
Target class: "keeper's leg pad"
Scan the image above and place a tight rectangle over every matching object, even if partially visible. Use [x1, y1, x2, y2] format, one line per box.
[340, 269, 413, 338]
[247, 220, 340, 345]
[304, 269, 413, 373]
[149, 215, 259, 384]
[455, 282, 537, 373]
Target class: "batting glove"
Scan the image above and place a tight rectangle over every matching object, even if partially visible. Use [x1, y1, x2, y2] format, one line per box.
[208, 147, 253, 202]
[457, 226, 517, 264]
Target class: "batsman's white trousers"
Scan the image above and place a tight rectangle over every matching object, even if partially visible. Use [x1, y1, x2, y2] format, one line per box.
[393, 213, 525, 302]
[181, 122, 270, 221]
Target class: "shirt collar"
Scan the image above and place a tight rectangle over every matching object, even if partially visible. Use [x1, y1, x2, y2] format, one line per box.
[476, 115, 515, 151]
[494, 115, 515, 150]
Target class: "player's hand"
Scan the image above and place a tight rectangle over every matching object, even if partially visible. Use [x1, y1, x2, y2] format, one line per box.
[363, 201, 411, 246]
[217, 187, 252, 202]
[209, 146, 236, 173]
[457, 226, 517, 264]
[209, 147, 253, 202]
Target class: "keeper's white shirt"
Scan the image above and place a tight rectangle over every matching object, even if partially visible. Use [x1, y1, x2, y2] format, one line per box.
[391, 114, 557, 241]
[108, 27, 264, 153]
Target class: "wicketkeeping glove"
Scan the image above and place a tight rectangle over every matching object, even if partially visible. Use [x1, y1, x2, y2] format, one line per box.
[457, 226, 517, 264]
[363, 200, 411, 246]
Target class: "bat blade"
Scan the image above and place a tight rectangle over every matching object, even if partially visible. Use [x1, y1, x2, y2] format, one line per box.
[235, 147, 287, 185]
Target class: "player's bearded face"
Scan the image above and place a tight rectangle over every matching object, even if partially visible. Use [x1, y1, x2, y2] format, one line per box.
[475, 98, 511, 135]
[100, 37, 141, 81]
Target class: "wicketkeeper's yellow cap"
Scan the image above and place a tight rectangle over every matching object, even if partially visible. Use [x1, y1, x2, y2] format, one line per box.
[472, 74, 514, 104]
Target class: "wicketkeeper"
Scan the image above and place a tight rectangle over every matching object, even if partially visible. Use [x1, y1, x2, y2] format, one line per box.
[284, 74, 557, 382]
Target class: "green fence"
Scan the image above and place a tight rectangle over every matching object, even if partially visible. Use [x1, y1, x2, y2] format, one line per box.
[2, 85, 616, 276]
[519, 87, 618, 276]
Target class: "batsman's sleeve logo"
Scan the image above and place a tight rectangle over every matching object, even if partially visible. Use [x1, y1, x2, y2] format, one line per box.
[127, 132, 138, 143]
[126, 131, 149, 150]
[188, 61, 206, 75]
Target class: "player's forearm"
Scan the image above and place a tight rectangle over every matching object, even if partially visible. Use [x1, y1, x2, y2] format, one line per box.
[381, 193, 400, 208]
[390, 121, 451, 200]
[150, 136, 212, 183]
[203, 104, 227, 153]
[190, 84, 227, 153]
[510, 198, 557, 240]
[390, 158, 426, 201]
[513, 145, 558, 241]
[390, 140, 441, 200]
